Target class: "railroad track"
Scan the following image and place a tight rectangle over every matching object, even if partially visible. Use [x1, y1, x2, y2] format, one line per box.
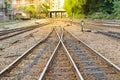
[39, 44, 81, 80]
[0, 25, 38, 36]
[0, 27, 59, 79]
[38, 26, 83, 80]
[0, 23, 48, 40]
[1, 24, 120, 80]
[55, 26, 62, 36]
[63, 28, 120, 80]
[0, 25, 39, 40]
[97, 31, 120, 39]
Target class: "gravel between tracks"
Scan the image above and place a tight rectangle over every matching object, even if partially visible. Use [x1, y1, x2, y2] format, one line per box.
[0, 26, 59, 80]
[64, 30, 120, 80]
[65, 22, 120, 68]
[43, 45, 79, 80]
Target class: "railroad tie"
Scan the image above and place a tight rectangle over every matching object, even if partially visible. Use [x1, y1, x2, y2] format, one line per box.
[85, 71, 115, 74]
[83, 66, 108, 69]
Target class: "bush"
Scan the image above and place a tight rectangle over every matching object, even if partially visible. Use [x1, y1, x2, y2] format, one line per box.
[113, 1, 120, 19]
[15, 14, 21, 20]
[18, 5, 37, 18]
[87, 12, 110, 19]
[74, 14, 85, 18]
[115, 14, 120, 19]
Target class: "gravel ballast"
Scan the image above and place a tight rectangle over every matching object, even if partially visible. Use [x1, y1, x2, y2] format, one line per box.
[65, 21, 120, 67]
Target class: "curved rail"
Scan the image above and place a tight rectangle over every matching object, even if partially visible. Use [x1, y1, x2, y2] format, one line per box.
[38, 41, 61, 80]
[38, 27, 61, 80]
[0, 27, 54, 76]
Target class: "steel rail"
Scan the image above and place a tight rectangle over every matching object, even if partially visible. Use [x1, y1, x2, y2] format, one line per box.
[61, 27, 84, 80]
[38, 26, 61, 80]
[54, 26, 61, 40]
[0, 23, 49, 40]
[55, 26, 84, 80]
[39, 26, 84, 80]
[0, 27, 54, 76]
[0, 25, 38, 35]
[0, 26, 38, 40]
[65, 29, 120, 72]
[38, 41, 61, 80]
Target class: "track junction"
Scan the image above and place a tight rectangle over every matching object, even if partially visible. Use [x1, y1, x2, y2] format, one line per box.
[0, 22, 120, 80]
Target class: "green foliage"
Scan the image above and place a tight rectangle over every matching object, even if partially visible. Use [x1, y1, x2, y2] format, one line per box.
[64, 0, 120, 19]
[84, 0, 113, 15]
[18, 5, 37, 18]
[87, 12, 110, 19]
[64, 0, 115, 19]
[4, 0, 8, 3]
[113, 0, 120, 19]
[15, 14, 21, 20]
[26, 5, 37, 18]
[18, 6, 27, 12]
[42, 3, 50, 17]
[115, 14, 120, 19]
[64, 0, 86, 18]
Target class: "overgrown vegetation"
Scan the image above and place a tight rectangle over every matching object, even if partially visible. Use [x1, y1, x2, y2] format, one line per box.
[18, 5, 37, 18]
[18, 3, 50, 18]
[41, 3, 50, 17]
[113, 0, 120, 19]
[64, 0, 86, 18]
[64, 0, 120, 19]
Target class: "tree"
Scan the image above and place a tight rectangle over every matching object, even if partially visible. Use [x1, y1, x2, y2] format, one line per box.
[64, 0, 86, 18]
[41, 3, 50, 17]
[83, 0, 114, 19]
[64, 0, 120, 19]
[26, 5, 37, 18]
[18, 5, 37, 18]
[104, 0, 113, 14]
[84, 0, 113, 15]
[113, 0, 120, 19]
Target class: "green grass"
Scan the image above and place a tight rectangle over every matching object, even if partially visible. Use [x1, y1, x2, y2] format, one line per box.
[0, 22, 7, 24]
[0, 22, 4, 24]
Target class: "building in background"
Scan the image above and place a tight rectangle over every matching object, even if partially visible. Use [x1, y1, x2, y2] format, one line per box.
[41, 0, 50, 5]
[0, 0, 66, 21]
[10, 0, 41, 10]
[50, 0, 63, 10]
[41, 0, 65, 11]
[0, 0, 42, 21]
[49, 0, 67, 18]
[0, 0, 10, 21]
[10, 0, 41, 14]
[0, 0, 4, 20]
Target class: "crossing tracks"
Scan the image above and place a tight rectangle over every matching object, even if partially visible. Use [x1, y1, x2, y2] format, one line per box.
[0, 25, 120, 80]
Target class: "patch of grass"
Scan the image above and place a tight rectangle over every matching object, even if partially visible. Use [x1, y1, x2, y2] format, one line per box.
[0, 52, 3, 56]
[0, 22, 4, 24]
[0, 22, 7, 25]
